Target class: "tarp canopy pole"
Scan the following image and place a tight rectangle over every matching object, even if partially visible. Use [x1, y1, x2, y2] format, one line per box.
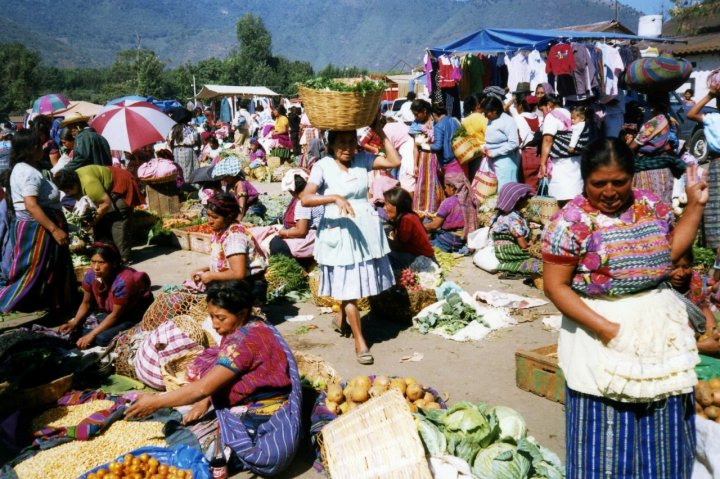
[429, 27, 685, 56]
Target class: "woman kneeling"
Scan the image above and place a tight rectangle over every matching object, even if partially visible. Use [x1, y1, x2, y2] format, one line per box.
[126, 280, 301, 475]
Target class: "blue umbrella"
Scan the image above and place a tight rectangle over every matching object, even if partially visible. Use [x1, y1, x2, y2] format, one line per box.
[107, 95, 149, 105]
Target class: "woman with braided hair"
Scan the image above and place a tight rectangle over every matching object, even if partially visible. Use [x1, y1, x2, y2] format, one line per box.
[190, 192, 267, 300]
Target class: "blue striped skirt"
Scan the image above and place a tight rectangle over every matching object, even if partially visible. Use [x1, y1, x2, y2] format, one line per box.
[565, 386, 696, 479]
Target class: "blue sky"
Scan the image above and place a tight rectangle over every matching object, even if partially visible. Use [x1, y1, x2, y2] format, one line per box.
[624, 0, 667, 15]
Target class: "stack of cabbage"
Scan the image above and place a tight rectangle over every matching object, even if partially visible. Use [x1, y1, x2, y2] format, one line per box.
[417, 402, 564, 479]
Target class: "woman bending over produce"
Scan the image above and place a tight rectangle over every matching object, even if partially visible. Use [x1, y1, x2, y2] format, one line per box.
[301, 124, 401, 365]
[383, 186, 435, 270]
[190, 192, 267, 300]
[425, 172, 477, 253]
[125, 280, 301, 475]
[542, 138, 706, 477]
[59, 242, 153, 349]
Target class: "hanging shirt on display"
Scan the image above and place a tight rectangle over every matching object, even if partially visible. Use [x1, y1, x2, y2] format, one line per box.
[546, 43, 576, 76]
[566, 43, 595, 101]
[507, 52, 530, 93]
[438, 55, 457, 89]
[528, 50, 548, 91]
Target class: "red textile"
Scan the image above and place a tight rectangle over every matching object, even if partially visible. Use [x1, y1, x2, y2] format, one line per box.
[545, 44, 576, 76]
[109, 166, 144, 208]
[394, 213, 435, 258]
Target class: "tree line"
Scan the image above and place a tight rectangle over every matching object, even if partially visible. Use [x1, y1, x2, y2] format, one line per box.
[0, 14, 370, 118]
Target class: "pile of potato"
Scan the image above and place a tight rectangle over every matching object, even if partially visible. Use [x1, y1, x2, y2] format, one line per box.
[695, 377, 720, 422]
[325, 375, 442, 415]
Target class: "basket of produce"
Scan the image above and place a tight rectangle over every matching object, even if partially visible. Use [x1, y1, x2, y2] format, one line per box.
[317, 389, 433, 479]
[161, 350, 202, 391]
[78, 446, 211, 479]
[265, 254, 309, 302]
[0, 373, 73, 412]
[415, 401, 566, 478]
[295, 351, 341, 391]
[271, 163, 292, 182]
[308, 269, 370, 311]
[298, 78, 386, 131]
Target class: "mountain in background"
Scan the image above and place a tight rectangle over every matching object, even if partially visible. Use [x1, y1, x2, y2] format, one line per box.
[0, 0, 643, 70]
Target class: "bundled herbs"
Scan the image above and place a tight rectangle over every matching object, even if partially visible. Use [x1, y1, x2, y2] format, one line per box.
[301, 77, 387, 96]
[265, 254, 309, 302]
[417, 403, 565, 479]
[416, 292, 488, 335]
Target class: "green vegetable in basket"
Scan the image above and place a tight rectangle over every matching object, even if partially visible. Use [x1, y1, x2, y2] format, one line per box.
[266, 254, 309, 301]
[472, 442, 531, 479]
[300, 77, 387, 96]
[417, 416, 447, 456]
[442, 402, 499, 463]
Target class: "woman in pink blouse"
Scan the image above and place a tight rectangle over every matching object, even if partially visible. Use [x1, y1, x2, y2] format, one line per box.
[542, 138, 707, 478]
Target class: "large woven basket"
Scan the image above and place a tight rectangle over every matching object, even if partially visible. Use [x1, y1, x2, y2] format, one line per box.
[298, 85, 383, 131]
[74, 265, 89, 283]
[319, 389, 432, 479]
[294, 351, 341, 388]
[171, 314, 212, 347]
[308, 270, 369, 311]
[0, 374, 74, 412]
[161, 350, 202, 391]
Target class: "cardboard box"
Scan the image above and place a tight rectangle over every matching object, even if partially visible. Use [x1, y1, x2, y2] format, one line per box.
[515, 344, 565, 404]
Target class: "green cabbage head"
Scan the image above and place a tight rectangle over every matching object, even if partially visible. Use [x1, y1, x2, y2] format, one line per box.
[472, 442, 531, 479]
[491, 405, 528, 443]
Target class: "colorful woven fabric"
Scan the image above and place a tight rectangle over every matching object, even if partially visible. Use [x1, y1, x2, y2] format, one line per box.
[633, 154, 686, 178]
[704, 159, 720, 248]
[632, 167, 674, 205]
[270, 147, 291, 160]
[216, 322, 302, 476]
[542, 189, 674, 296]
[492, 233, 541, 274]
[625, 55, 692, 94]
[413, 150, 444, 214]
[565, 387, 695, 479]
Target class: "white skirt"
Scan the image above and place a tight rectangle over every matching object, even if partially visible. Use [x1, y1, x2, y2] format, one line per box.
[558, 286, 699, 402]
[548, 155, 583, 200]
[319, 256, 394, 301]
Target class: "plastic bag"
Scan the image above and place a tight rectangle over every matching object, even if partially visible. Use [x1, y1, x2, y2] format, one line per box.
[473, 244, 500, 273]
[78, 445, 211, 479]
[466, 227, 491, 250]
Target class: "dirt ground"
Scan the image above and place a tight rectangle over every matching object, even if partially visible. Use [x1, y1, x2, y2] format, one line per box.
[128, 180, 566, 478]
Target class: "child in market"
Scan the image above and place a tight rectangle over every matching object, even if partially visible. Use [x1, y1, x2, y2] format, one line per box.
[247, 139, 266, 169]
[489, 182, 542, 277]
[567, 106, 589, 155]
[424, 172, 477, 253]
[670, 249, 720, 356]
[383, 187, 435, 270]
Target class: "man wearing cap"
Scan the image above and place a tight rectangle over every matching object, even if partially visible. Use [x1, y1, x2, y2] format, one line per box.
[60, 113, 112, 171]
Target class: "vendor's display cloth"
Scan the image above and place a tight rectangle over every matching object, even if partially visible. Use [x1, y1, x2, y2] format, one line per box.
[474, 290, 548, 309]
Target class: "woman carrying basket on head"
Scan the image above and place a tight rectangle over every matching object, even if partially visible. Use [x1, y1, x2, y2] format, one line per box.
[300, 119, 401, 365]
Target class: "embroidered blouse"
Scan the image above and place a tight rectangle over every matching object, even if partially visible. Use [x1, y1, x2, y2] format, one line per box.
[542, 189, 674, 296]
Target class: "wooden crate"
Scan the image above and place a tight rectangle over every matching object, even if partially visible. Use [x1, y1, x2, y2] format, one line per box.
[189, 232, 212, 254]
[515, 344, 565, 404]
[145, 181, 180, 216]
[171, 229, 191, 251]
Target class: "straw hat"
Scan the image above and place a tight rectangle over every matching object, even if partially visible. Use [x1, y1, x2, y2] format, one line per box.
[59, 111, 90, 127]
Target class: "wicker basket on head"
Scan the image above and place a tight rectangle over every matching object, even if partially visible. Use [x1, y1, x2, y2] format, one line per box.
[161, 350, 202, 391]
[298, 85, 383, 131]
[294, 351, 341, 388]
[319, 389, 432, 479]
[308, 270, 370, 311]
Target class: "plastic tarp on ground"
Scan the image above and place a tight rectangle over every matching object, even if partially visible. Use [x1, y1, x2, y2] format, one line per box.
[195, 85, 279, 100]
[429, 28, 679, 56]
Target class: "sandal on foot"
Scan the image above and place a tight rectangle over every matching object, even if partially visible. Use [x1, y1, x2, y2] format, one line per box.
[356, 350, 374, 365]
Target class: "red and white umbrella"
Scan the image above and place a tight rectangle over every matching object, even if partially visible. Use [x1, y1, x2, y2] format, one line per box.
[90, 100, 176, 152]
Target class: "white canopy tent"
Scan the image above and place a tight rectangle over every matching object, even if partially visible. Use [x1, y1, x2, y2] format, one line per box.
[195, 85, 280, 121]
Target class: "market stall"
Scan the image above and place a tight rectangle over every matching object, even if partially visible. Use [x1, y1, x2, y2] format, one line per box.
[195, 84, 279, 121]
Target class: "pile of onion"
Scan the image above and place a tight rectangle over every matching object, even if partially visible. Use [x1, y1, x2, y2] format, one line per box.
[324, 375, 442, 415]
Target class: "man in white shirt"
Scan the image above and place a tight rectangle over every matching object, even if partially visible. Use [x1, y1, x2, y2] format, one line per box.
[396, 92, 416, 124]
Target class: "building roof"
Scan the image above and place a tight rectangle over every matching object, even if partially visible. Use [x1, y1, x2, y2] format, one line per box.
[671, 32, 720, 55]
[557, 20, 636, 35]
[195, 85, 279, 100]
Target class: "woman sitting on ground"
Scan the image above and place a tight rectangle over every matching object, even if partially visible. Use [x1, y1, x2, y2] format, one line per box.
[126, 280, 301, 476]
[199, 135, 222, 166]
[266, 169, 322, 259]
[424, 172, 477, 253]
[669, 249, 720, 357]
[383, 186, 435, 270]
[490, 182, 542, 276]
[211, 158, 260, 222]
[190, 192, 267, 299]
[59, 242, 153, 349]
